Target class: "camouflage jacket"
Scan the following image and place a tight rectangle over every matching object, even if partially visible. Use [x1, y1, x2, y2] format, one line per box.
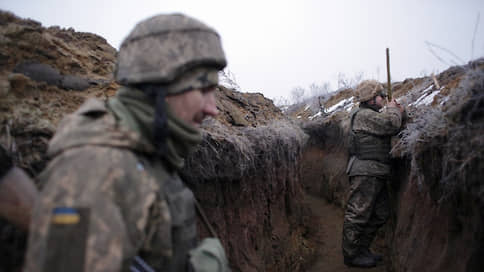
[347, 106, 403, 177]
[24, 98, 197, 272]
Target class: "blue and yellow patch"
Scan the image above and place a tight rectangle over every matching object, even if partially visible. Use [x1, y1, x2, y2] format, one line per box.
[51, 207, 80, 225]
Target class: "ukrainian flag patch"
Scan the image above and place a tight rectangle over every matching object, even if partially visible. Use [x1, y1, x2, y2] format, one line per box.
[51, 207, 80, 225]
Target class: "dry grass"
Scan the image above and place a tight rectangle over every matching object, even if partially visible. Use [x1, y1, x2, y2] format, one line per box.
[393, 62, 484, 200]
[439, 67, 484, 201]
[184, 119, 308, 182]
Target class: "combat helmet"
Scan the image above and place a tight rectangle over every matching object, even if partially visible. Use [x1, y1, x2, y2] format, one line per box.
[355, 80, 386, 103]
[115, 13, 227, 85]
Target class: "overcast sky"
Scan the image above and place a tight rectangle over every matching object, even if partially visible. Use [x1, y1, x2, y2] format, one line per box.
[2, 0, 483, 101]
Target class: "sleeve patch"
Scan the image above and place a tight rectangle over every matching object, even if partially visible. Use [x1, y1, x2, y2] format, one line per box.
[44, 207, 90, 272]
[52, 207, 81, 225]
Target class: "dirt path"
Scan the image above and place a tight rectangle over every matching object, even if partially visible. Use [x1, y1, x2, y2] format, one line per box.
[303, 194, 387, 272]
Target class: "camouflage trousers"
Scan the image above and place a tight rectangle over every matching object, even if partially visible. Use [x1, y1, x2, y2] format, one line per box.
[342, 176, 389, 258]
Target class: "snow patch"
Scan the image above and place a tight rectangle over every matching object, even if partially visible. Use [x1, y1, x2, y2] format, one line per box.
[325, 97, 354, 113]
[440, 94, 450, 105]
[410, 85, 443, 107]
[309, 111, 323, 120]
[418, 90, 440, 106]
[421, 84, 434, 94]
[344, 101, 355, 112]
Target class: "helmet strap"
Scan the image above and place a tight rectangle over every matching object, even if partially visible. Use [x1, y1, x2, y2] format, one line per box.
[137, 84, 169, 157]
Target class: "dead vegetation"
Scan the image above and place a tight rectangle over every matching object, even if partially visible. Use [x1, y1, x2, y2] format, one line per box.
[184, 118, 308, 182]
[392, 61, 484, 202]
[293, 58, 484, 272]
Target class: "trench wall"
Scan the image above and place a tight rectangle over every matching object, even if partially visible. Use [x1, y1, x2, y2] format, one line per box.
[183, 121, 313, 271]
[300, 64, 484, 272]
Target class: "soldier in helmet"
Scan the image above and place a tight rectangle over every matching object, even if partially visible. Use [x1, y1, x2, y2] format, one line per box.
[24, 14, 230, 272]
[342, 80, 405, 268]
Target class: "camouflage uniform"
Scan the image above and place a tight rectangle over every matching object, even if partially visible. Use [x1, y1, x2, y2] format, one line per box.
[342, 104, 403, 259]
[24, 13, 229, 272]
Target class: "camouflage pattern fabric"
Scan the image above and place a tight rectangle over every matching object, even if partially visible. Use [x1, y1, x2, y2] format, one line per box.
[164, 67, 219, 95]
[23, 98, 195, 272]
[355, 80, 386, 103]
[115, 13, 226, 85]
[342, 176, 389, 258]
[347, 106, 403, 177]
[343, 105, 404, 258]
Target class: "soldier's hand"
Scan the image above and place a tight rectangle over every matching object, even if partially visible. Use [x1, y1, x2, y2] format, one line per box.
[395, 100, 405, 113]
[388, 99, 405, 113]
[189, 238, 230, 272]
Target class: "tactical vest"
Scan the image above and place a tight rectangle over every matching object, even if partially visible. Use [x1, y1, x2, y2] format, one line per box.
[349, 108, 392, 164]
[141, 162, 198, 271]
[164, 174, 198, 271]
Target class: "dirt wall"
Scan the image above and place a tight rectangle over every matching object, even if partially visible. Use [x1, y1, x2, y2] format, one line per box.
[298, 60, 484, 272]
[387, 66, 484, 272]
[183, 120, 311, 271]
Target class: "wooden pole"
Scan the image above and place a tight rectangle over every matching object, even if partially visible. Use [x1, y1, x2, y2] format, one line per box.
[386, 48, 392, 101]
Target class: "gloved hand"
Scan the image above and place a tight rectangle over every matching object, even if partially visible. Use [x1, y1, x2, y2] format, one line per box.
[188, 238, 230, 272]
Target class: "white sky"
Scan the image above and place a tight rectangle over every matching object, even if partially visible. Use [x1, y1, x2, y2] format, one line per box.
[1, 0, 483, 101]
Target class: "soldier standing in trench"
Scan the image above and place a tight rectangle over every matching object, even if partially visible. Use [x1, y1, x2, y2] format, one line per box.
[342, 80, 405, 268]
[24, 14, 230, 272]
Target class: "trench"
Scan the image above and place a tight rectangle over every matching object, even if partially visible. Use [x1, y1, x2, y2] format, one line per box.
[303, 193, 386, 272]
[299, 145, 389, 272]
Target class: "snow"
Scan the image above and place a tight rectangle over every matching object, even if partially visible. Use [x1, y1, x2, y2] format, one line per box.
[325, 97, 354, 113]
[409, 84, 436, 107]
[309, 111, 323, 120]
[308, 97, 354, 119]
[344, 100, 355, 112]
[418, 90, 440, 106]
[409, 85, 444, 107]
[440, 94, 450, 105]
[421, 84, 434, 94]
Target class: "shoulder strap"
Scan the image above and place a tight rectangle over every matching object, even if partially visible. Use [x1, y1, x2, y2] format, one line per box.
[350, 108, 360, 132]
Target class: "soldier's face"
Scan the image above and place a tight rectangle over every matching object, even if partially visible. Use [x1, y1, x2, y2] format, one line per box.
[165, 86, 219, 127]
[375, 95, 385, 109]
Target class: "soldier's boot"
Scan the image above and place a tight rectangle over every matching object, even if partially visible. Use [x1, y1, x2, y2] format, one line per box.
[344, 254, 377, 268]
[361, 248, 383, 262]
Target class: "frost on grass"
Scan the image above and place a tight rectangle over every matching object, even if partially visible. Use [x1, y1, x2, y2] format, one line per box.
[309, 111, 323, 120]
[393, 107, 447, 157]
[393, 63, 484, 200]
[439, 67, 484, 201]
[409, 85, 443, 107]
[324, 97, 354, 114]
[183, 119, 308, 183]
